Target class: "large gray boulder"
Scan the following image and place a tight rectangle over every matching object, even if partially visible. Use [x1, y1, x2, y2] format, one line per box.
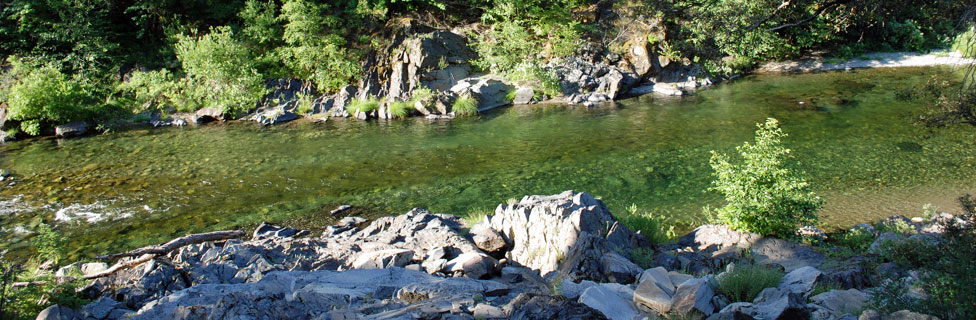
[810, 289, 871, 320]
[671, 277, 716, 316]
[36, 305, 80, 320]
[504, 293, 608, 320]
[481, 190, 644, 283]
[633, 267, 675, 315]
[55, 121, 87, 137]
[752, 237, 824, 272]
[578, 283, 641, 320]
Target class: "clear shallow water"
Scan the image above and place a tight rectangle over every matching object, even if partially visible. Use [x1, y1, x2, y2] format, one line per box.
[2, 66, 975, 259]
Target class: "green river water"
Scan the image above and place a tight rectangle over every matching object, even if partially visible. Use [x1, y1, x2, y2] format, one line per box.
[2, 66, 975, 260]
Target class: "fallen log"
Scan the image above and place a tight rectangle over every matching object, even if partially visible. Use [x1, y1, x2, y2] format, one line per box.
[86, 230, 244, 279]
[10, 281, 48, 288]
[95, 230, 244, 260]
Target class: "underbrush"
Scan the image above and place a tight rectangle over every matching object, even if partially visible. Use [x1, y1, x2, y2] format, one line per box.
[0, 224, 88, 320]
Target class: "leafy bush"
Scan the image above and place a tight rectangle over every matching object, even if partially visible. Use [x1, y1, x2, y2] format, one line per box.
[834, 227, 875, 251]
[3, 60, 103, 135]
[708, 118, 823, 236]
[888, 20, 926, 52]
[278, 0, 359, 92]
[618, 204, 675, 245]
[629, 247, 656, 269]
[717, 263, 785, 302]
[451, 94, 478, 116]
[117, 69, 187, 112]
[876, 219, 917, 235]
[295, 93, 314, 115]
[1, 225, 87, 320]
[174, 26, 267, 116]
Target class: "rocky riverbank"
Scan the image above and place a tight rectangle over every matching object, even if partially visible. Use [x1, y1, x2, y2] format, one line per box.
[757, 51, 976, 73]
[35, 190, 969, 319]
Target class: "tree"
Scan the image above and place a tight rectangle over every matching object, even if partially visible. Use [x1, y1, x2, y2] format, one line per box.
[708, 118, 822, 236]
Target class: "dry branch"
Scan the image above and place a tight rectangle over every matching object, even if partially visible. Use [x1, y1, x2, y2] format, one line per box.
[85, 230, 244, 279]
[96, 230, 244, 260]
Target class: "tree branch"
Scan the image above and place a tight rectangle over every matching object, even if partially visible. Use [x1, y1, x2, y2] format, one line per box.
[95, 230, 244, 260]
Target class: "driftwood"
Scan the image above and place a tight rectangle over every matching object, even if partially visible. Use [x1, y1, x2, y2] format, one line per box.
[10, 280, 48, 287]
[85, 230, 244, 279]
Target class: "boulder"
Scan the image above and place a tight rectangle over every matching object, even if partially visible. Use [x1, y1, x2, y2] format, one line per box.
[469, 223, 506, 253]
[352, 249, 414, 269]
[504, 293, 608, 320]
[35, 305, 79, 320]
[451, 78, 514, 111]
[578, 284, 641, 320]
[82, 297, 124, 319]
[810, 289, 871, 320]
[634, 273, 673, 315]
[484, 191, 644, 283]
[55, 121, 87, 137]
[752, 288, 810, 320]
[679, 224, 761, 257]
[886, 310, 939, 320]
[778, 266, 822, 296]
[250, 107, 298, 126]
[512, 87, 535, 105]
[752, 237, 824, 272]
[708, 302, 758, 320]
[638, 267, 675, 296]
[252, 222, 310, 240]
[193, 107, 222, 123]
[445, 252, 497, 279]
[671, 277, 716, 316]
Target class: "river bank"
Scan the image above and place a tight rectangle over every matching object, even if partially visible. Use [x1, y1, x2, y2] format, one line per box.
[758, 51, 976, 73]
[28, 190, 973, 319]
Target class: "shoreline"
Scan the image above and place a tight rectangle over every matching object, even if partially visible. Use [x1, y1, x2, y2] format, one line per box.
[757, 50, 975, 73]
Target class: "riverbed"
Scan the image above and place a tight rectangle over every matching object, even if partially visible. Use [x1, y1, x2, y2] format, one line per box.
[2, 66, 974, 259]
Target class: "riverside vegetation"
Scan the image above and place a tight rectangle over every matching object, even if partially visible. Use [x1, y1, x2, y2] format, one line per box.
[0, 0, 974, 137]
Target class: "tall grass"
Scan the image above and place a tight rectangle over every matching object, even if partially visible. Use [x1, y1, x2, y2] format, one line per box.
[345, 97, 380, 115]
[387, 101, 413, 119]
[617, 204, 675, 245]
[452, 94, 478, 116]
[717, 263, 785, 302]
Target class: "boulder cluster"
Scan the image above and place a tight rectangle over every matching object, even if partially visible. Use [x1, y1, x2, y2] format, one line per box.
[39, 191, 959, 319]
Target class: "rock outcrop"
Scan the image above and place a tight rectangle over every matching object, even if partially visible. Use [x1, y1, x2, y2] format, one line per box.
[481, 190, 645, 283]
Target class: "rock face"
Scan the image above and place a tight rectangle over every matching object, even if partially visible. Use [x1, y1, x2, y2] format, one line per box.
[55, 121, 87, 137]
[481, 190, 645, 283]
[751, 237, 824, 272]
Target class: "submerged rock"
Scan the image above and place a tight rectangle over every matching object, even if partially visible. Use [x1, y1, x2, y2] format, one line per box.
[55, 121, 87, 137]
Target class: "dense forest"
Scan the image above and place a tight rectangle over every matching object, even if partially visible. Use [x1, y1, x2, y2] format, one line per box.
[0, 0, 972, 137]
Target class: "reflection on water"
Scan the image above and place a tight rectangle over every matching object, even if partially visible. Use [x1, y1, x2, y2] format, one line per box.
[1, 66, 974, 259]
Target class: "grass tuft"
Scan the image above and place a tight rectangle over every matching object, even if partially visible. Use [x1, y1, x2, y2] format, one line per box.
[717, 263, 785, 302]
[452, 94, 478, 116]
[345, 97, 380, 115]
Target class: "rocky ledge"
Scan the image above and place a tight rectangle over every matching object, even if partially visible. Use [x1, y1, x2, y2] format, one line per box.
[39, 190, 962, 320]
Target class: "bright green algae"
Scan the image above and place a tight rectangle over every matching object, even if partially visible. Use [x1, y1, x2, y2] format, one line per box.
[1, 66, 974, 259]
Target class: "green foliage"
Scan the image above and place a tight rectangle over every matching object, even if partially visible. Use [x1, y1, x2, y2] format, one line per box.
[875, 219, 917, 235]
[960, 194, 976, 215]
[877, 237, 939, 270]
[888, 20, 926, 52]
[953, 28, 976, 58]
[388, 101, 413, 119]
[346, 97, 381, 114]
[278, 0, 359, 92]
[460, 207, 492, 227]
[295, 93, 314, 115]
[451, 94, 478, 116]
[1, 225, 87, 319]
[3, 60, 103, 135]
[834, 227, 875, 251]
[708, 118, 822, 236]
[629, 247, 656, 269]
[618, 204, 676, 245]
[174, 26, 267, 116]
[32, 224, 66, 264]
[117, 69, 186, 112]
[717, 263, 785, 302]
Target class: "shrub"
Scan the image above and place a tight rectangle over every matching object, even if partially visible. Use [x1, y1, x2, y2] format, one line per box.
[630, 247, 656, 269]
[294, 93, 314, 115]
[278, 0, 359, 92]
[717, 263, 785, 302]
[3, 60, 102, 135]
[708, 118, 823, 236]
[117, 69, 185, 112]
[1, 225, 87, 319]
[618, 204, 675, 245]
[834, 227, 875, 251]
[452, 94, 478, 116]
[174, 26, 267, 116]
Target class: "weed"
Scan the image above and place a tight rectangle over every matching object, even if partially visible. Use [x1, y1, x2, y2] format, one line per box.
[717, 263, 785, 302]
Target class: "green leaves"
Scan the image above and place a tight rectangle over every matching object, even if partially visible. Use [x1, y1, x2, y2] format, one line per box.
[174, 26, 267, 116]
[708, 118, 822, 236]
[3, 59, 101, 135]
